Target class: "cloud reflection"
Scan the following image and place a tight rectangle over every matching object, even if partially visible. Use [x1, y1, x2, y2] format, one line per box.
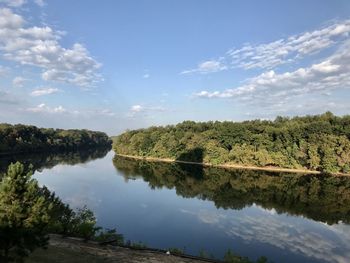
[181, 206, 350, 263]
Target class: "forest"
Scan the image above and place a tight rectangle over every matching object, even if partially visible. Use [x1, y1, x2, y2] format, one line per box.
[0, 123, 112, 155]
[114, 112, 350, 174]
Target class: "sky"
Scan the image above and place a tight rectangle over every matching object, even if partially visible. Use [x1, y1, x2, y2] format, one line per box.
[0, 0, 350, 135]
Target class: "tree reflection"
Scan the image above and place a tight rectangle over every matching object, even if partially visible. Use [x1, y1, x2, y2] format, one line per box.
[0, 146, 111, 175]
[113, 156, 350, 224]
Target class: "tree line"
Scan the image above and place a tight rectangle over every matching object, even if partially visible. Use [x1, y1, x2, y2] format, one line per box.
[0, 123, 112, 155]
[114, 112, 350, 174]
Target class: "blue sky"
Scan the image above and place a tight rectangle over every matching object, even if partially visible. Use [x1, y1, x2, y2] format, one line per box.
[0, 0, 350, 134]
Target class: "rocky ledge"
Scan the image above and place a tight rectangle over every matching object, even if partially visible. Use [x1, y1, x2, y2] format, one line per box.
[27, 234, 220, 263]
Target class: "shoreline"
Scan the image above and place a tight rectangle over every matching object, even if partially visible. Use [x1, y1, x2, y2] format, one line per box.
[115, 153, 350, 177]
[0, 145, 112, 158]
[28, 234, 219, 263]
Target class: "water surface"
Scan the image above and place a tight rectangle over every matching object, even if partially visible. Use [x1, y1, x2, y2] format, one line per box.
[2, 149, 350, 263]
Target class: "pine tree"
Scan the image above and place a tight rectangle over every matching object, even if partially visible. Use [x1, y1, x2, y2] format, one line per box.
[0, 162, 52, 262]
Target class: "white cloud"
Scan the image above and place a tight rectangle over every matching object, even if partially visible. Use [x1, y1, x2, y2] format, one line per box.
[143, 73, 150, 79]
[311, 60, 340, 73]
[34, 0, 45, 7]
[26, 103, 66, 113]
[194, 40, 350, 109]
[25, 103, 118, 119]
[0, 8, 23, 28]
[183, 20, 350, 74]
[30, 87, 60, 96]
[228, 20, 350, 70]
[0, 8, 102, 88]
[0, 0, 26, 7]
[129, 104, 166, 117]
[12, 76, 27, 87]
[130, 104, 143, 113]
[181, 60, 227, 74]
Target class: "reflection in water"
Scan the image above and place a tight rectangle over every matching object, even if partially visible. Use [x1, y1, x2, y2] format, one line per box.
[230, 215, 350, 263]
[113, 156, 350, 225]
[112, 156, 350, 262]
[11, 151, 350, 263]
[0, 146, 111, 175]
[180, 207, 350, 263]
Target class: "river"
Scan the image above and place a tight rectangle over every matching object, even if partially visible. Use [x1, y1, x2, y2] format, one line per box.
[1, 148, 349, 263]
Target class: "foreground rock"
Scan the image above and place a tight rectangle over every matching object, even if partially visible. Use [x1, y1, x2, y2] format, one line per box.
[26, 235, 219, 263]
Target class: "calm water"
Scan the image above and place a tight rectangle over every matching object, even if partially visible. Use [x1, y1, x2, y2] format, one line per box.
[2, 149, 350, 263]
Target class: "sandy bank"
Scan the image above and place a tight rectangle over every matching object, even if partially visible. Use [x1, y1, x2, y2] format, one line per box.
[115, 154, 350, 177]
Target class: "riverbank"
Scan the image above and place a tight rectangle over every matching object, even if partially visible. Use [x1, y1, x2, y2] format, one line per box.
[0, 145, 112, 158]
[27, 234, 221, 263]
[115, 153, 350, 177]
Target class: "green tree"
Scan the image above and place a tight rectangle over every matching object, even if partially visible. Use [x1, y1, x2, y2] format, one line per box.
[70, 206, 101, 241]
[307, 144, 320, 170]
[0, 162, 52, 262]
